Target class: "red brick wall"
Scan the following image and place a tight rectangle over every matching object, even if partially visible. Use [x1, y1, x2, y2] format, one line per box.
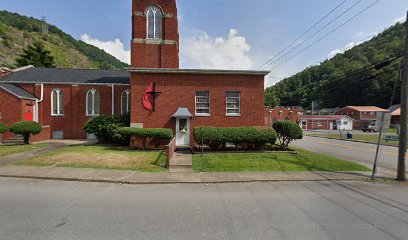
[131, 72, 265, 146]
[31, 126, 51, 142]
[0, 89, 23, 141]
[131, 0, 179, 68]
[265, 107, 299, 126]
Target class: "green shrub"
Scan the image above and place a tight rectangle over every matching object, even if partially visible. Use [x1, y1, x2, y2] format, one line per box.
[84, 114, 130, 144]
[117, 127, 174, 150]
[193, 127, 277, 151]
[0, 123, 8, 134]
[10, 121, 42, 144]
[273, 121, 303, 149]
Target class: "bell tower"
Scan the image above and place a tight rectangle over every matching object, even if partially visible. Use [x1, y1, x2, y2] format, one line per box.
[131, 0, 180, 69]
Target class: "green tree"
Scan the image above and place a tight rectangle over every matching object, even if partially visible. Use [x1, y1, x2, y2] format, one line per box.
[10, 121, 42, 144]
[267, 21, 405, 109]
[264, 89, 280, 108]
[15, 41, 56, 68]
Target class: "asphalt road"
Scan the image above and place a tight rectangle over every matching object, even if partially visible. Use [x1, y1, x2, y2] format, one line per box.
[292, 136, 400, 170]
[0, 178, 408, 240]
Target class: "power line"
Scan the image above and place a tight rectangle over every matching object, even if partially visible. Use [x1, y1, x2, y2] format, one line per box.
[267, 0, 381, 72]
[261, 0, 365, 70]
[318, 56, 403, 93]
[257, 0, 351, 70]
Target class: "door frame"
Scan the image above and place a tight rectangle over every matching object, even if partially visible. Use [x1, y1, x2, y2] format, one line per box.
[176, 117, 190, 146]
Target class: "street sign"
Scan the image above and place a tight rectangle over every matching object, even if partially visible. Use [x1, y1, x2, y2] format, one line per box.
[374, 112, 391, 133]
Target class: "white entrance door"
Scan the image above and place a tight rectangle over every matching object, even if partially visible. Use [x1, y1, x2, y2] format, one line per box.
[176, 118, 190, 146]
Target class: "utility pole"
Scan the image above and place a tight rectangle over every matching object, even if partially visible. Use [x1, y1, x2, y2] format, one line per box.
[397, 11, 408, 182]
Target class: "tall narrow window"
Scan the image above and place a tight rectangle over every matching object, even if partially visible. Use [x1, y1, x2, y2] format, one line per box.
[146, 6, 163, 39]
[226, 92, 240, 115]
[121, 89, 131, 114]
[51, 88, 64, 116]
[86, 89, 100, 116]
[195, 91, 210, 115]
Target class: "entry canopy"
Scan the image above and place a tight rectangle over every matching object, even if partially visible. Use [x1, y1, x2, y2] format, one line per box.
[172, 107, 193, 118]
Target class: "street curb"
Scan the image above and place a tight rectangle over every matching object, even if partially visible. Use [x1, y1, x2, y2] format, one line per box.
[0, 174, 372, 185]
[305, 135, 398, 147]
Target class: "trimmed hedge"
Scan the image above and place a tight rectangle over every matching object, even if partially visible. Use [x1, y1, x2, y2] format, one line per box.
[10, 121, 42, 144]
[0, 123, 8, 134]
[84, 114, 130, 144]
[273, 121, 303, 149]
[193, 127, 277, 151]
[117, 127, 174, 150]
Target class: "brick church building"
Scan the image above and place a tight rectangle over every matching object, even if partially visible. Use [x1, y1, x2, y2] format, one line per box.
[0, 0, 268, 147]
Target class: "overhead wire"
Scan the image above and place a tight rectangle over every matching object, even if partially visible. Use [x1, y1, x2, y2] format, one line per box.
[266, 0, 381, 72]
[257, 0, 351, 70]
[259, 0, 366, 70]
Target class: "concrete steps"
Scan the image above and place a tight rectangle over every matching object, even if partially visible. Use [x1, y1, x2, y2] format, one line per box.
[168, 149, 193, 173]
[2, 136, 25, 146]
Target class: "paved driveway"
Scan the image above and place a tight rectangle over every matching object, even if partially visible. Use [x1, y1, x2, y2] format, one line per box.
[292, 136, 400, 170]
[0, 178, 407, 240]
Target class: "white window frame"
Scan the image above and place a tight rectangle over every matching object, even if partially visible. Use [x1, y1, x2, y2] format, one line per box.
[195, 91, 211, 116]
[226, 91, 241, 116]
[86, 89, 100, 116]
[51, 88, 64, 116]
[121, 89, 131, 115]
[146, 6, 163, 40]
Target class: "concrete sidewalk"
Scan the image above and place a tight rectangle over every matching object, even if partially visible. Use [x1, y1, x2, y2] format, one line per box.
[0, 165, 395, 184]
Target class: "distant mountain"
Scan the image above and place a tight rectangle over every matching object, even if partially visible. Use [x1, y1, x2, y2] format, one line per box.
[265, 21, 406, 109]
[0, 10, 128, 70]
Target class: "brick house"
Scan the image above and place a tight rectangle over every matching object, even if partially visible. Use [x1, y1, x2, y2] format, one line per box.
[298, 115, 354, 131]
[335, 106, 388, 129]
[264, 106, 299, 127]
[0, 0, 268, 146]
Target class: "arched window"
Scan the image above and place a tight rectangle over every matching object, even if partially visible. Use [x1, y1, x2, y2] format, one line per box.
[86, 89, 100, 116]
[51, 88, 64, 116]
[121, 89, 131, 114]
[146, 6, 162, 39]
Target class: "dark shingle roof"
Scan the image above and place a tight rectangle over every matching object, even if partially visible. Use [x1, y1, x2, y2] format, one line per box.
[0, 68, 130, 85]
[0, 83, 37, 99]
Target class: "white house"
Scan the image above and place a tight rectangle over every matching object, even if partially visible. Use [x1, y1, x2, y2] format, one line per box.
[299, 115, 354, 130]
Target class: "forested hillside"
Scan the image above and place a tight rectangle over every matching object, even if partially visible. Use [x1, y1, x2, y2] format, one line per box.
[265, 21, 405, 109]
[0, 11, 128, 69]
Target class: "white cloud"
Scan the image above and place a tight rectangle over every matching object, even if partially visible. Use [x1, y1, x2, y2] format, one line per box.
[180, 29, 254, 70]
[81, 34, 130, 64]
[327, 41, 364, 58]
[393, 16, 406, 24]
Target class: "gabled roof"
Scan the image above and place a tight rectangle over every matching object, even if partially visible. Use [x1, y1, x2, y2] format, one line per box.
[299, 115, 354, 121]
[340, 106, 388, 112]
[0, 83, 37, 100]
[0, 68, 130, 85]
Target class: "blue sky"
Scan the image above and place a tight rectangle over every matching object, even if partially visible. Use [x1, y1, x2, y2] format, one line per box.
[0, 0, 407, 86]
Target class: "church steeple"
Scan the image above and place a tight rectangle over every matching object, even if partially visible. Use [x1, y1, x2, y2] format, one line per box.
[131, 0, 180, 69]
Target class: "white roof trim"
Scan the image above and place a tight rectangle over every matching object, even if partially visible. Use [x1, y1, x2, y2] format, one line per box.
[1, 81, 130, 86]
[128, 68, 270, 76]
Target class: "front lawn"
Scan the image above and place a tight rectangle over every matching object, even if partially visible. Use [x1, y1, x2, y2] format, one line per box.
[16, 145, 167, 172]
[0, 144, 48, 157]
[193, 148, 369, 172]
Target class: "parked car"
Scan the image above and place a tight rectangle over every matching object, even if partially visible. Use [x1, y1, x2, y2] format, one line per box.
[362, 125, 376, 133]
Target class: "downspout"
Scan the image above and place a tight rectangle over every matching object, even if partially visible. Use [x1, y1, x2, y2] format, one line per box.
[112, 84, 115, 116]
[35, 83, 44, 122]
